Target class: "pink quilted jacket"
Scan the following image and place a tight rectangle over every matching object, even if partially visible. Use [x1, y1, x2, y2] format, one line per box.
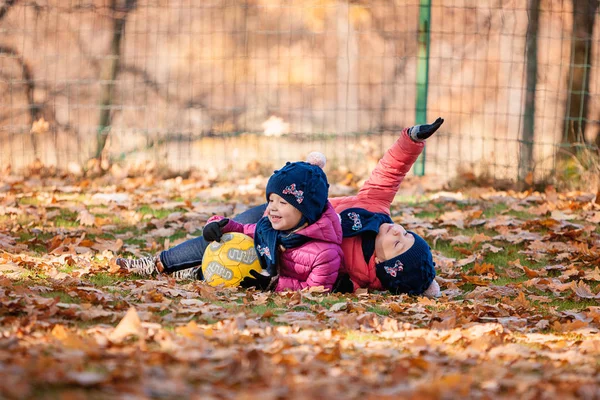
[207, 202, 343, 291]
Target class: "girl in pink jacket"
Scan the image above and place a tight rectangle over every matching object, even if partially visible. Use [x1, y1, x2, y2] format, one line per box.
[201, 160, 344, 292]
[330, 118, 444, 297]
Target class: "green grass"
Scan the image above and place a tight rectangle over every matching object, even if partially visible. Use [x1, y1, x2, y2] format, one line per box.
[481, 203, 508, 218]
[550, 298, 599, 311]
[168, 231, 188, 242]
[250, 304, 286, 318]
[87, 273, 128, 287]
[366, 305, 390, 316]
[431, 240, 468, 260]
[53, 209, 80, 228]
[58, 264, 76, 274]
[39, 291, 81, 304]
[18, 196, 41, 206]
[392, 194, 427, 207]
[0, 214, 39, 229]
[137, 205, 188, 220]
[492, 276, 528, 286]
[484, 244, 541, 268]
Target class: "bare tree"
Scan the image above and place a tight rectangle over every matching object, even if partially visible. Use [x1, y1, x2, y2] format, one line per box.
[95, 0, 137, 161]
[0, 0, 19, 20]
[563, 0, 599, 145]
[0, 0, 42, 158]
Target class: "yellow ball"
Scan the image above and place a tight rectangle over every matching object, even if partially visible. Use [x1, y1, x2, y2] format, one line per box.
[201, 232, 262, 287]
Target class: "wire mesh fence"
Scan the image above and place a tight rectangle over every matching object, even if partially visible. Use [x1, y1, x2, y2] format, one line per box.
[1, 0, 599, 184]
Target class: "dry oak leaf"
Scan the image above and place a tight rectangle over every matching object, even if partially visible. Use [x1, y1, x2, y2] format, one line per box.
[77, 210, 95, 226]
[573, 280, 600, 299]
[482, 243, 503, 253]
[510, 259, 546, 278]
[583, 267, 600, 282]
[176, 320, 204, 338]
[91, 238, 123, 253]
[460, 274, 490, 286]
[450, 235, 471, 245]
[512, 291, 531, 309]
[473, 262, 496, 275]
[109, 306, 144, 343]
[550, 210, 577, 221]
[471, 233, 492, 243]
[552, 319, 589, 332]
[457, 254, 478, 267]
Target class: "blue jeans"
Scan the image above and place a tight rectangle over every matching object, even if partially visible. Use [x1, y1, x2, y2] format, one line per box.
[159, 203, 267, 275]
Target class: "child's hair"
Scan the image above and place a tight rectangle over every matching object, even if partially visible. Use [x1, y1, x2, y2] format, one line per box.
[265, 159, 329, 225]
[375, 232, 437, 296]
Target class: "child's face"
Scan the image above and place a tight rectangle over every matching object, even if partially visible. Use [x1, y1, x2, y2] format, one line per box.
[266, 193, 303, 231]
[374, 223, 415, 263]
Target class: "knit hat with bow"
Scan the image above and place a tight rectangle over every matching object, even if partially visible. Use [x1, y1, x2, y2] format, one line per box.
[375, 232, 436, 296]
[265, 161, 329, 225]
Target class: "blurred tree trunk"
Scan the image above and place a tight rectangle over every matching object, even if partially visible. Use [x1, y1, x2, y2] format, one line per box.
[597, 123, 600, 148]
[519, 0, 540, 183]
[0, 0, 19, 20]
[0, 46, 38, 158]
[95, 0, 137, 161]
[563, 0, 598, 145]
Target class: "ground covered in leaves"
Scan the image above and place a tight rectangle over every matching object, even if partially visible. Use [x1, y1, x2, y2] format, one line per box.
[1, 172, 599, 399]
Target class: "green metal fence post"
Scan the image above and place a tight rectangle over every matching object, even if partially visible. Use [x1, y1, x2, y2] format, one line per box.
[414, 0, 431, 176]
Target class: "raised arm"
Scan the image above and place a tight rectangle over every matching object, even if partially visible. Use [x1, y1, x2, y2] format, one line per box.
[356, 129, 424, 208]
[331, 118, 443, 213]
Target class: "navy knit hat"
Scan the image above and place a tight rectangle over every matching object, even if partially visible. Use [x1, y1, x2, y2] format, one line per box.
[266, 161, 329, 225]
[375, 231, 436, 295]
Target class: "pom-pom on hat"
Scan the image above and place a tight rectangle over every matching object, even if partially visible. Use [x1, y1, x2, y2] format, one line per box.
[266, 160, 329, 225]
[305, 151, 327, 169]
[375, 231, 436, 296]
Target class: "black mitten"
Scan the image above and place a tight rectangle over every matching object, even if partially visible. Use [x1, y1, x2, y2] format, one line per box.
[408, 117, 444, 142]
[332, 273, 355, 294]
[202, 219, 229, 242]
[240, 270, 278, 291]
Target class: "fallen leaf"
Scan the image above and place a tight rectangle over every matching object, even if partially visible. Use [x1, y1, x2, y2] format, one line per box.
[109, 306, 144, 343]
[573, 280, 600, 299]
[77, 210, 95, 226]
[473, 262, 496, 275]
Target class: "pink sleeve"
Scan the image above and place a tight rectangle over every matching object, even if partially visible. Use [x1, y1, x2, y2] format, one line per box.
[276, 248, 341, 292]
[206, 216, 257, 238]
[355, 129, 424, 211]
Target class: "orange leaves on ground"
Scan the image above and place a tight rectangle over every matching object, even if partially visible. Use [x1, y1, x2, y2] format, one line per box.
[471, 232, 492, 243]
[510, 259, 546, 278]
[473, 262, 496, 275]
[503, 291, 531, 309]
[460, 274, 490, 286]
[2, 173, 600, 398]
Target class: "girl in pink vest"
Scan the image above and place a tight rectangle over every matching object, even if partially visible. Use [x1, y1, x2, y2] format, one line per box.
[194, 160, 343, 291]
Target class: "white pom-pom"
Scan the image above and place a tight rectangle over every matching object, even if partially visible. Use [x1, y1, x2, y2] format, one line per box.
[305, 151, 326, 169]
[423, 279, 441, 298]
